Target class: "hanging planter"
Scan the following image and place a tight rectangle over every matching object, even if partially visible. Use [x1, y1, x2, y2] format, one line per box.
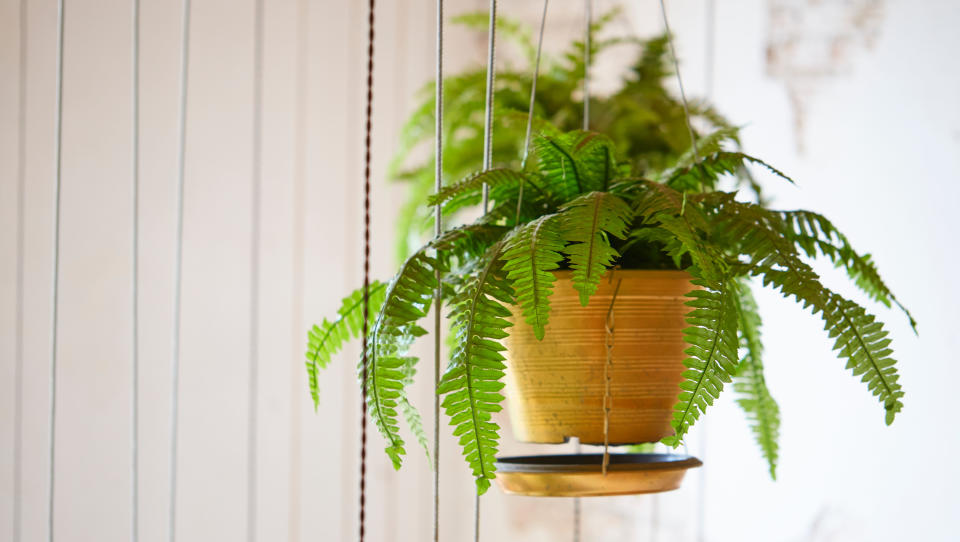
[504, 269, 692, 445]
[304, 10, 914, 498]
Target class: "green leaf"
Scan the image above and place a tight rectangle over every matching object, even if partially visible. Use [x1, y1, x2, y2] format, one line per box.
[733, 282, 780, 479]
[663, 273, 740, 447]
[364, 252, 438, 469]
[557, 192, 633, 305]
[305, 282, 387, 409]
[500, 215, 565, 339]
[439, 241, 513, 494]
[533, 131, 618, 199]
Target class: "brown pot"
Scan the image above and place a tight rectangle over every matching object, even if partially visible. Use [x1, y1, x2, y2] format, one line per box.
[503, 269, 693, 445]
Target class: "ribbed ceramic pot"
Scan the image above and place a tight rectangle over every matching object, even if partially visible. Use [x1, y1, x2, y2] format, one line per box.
[503, 269, 693, 444]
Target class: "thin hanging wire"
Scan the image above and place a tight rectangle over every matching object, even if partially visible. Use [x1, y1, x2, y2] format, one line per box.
[13, 1, 28, 540]
[697, 3, 715, 542]
[657, 0, 700, 164]
[247, 0, 264, 539]
[515, 0, 549, 225]
[582, 0, 591, 131]
[573, 4, 591, 540]
[288, 0, 309, 539]
[602, 278, 622, 476]
[130, 0, 141, 539]
[168, 0, 191, 540]
[480, 0, 497, 214]
[48, 0, 65, 539]
[432, 0, 444, 541]
[359, 1, 376, 541]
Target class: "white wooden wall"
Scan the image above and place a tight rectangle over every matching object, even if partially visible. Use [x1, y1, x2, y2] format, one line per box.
[1, 1, 959, 541]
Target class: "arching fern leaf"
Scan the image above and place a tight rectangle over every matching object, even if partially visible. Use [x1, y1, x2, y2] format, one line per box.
[438, 241, 513, 494]
[305, 281, 387, 409]
[365, 252, 438, 469]
[558, 192, 633, 305]
[534, 131, 618, 199]
[500, 215, 565, 339]
[733, 282, 780, 479]
[663, 273, 740, 447]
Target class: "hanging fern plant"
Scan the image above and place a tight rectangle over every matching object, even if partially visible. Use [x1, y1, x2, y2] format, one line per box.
[305, 14, 913, 493]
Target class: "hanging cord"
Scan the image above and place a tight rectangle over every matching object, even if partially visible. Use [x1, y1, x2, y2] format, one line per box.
[480, 0, 497, 213]
[514, 0, 548, 225]
[573, 4, 592, 541]
[432, 1, 444, 541]
[131, 0, 141, 539]
[13, 0, 28, 540]
[359, 1, 376, 541]
[657, 0, 700, 164]
[247, 0, 264, 539]
[582, 0, 591, 131]
[48, 0, 65, 539]
[169, 0, 191, 540]
[602, 277, 622, 475]
[697, 3, 715, 541]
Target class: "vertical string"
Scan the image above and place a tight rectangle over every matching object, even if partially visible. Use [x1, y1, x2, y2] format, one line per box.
[432, 0, 444, 541]
[12, 0, 28, 540]
[697, 3, 715, 542]
[480, 0, 497, 214]
[130, 0, 141, 539]
[247, 0, 265, 540]
[515, 0, 549, 224]
[582, 0, 591, 131]
[289, 0, 309, 540]
[573, 3, 591, 540]
[48, 0, 65, 539]
[359, 1, 376, 542]
[169, 0, 191, 540]
[657, 0, 700, 164]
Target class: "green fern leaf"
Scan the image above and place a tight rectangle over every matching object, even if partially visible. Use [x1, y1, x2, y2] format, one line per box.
[667, 151, 795, 193]
[428, 168, 529, 213]
[663, 273, 740, 447]
[557, 192, 633, 305]
[306, 281, 387, 409]
[500, 215, 565, 339]
[365, 252, 438, 469]
[533, 131, 618, 199]
[438, 241, 513, 494]
[733, 283, 780, 479]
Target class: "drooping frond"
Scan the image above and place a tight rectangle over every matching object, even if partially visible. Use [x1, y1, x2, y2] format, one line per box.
[500, 215, 565, 339]
[431, 222, 510, 267]
[557, 192, 633, 305]
[365, 252, 438, 469]
[663, 273, 740, 447]
[733, 282, 780, 479]
[306, 281, 387, 409]
[706, 196, 905, 425]
[438, 241, 513, 494]
[776, 210, 916, 332]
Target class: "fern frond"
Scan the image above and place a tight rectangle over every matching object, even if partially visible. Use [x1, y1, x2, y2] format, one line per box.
[306, 281, 387, 409]
[533, 131, 618, 199]
[664, 273, 740, 447]
[557, 192, 633, 305]
[667, 152, 796, 193]
[500, 215, 565, 339]
[438, 241, 513, 494]
[428, 168, 529, 214]
[365, 252, 438, 468]
[733, 283, 780, 479]
[777, 210, 916, 332]
[707, 197, 905, 424]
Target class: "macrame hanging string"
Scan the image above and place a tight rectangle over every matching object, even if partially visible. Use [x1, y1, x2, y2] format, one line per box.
[13, 0, 28, 540]
[131, 0, 141, 539]
[432, 0, 444, 541]
[48, 0, 65, 539]
[359, 1, 376, 541]
[169, 0, 191, 540]
[514, 0, 549, 224]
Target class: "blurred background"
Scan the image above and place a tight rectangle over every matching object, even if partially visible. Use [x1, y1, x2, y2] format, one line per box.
[1, 0, 958, 540]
